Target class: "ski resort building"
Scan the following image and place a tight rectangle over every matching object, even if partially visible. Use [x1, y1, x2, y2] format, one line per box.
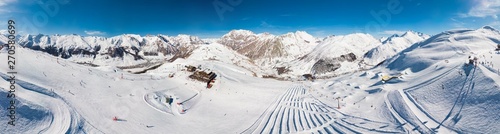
[302, 74, 315, 81]
[185, 65, 197, 72]
[188, 70, 217, 88]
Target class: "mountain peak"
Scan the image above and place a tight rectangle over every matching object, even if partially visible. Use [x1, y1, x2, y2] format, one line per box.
[294, 31, 309, 35]
[481, 25, 497, 31]
[280, 31, 314, 39]
[389, 34, 400, 38]
[381, 30, 429, 44]
[401, 30, 426, 37]
[227, 29, 255, 36]
[479, 26, 499, 34]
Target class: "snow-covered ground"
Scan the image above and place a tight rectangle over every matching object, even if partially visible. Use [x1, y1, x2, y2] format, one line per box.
[0, 46, 292, 133]
[1, 26, 500, 133]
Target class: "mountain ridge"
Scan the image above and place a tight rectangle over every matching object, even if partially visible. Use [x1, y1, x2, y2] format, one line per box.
[3, 26, 498, 79]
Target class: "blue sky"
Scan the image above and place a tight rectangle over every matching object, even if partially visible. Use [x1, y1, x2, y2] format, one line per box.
[1, 0, 499, 38]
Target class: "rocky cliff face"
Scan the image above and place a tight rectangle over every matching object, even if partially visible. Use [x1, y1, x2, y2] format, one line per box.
[218, 30, 319, 61]
[311, 52, 357, 74]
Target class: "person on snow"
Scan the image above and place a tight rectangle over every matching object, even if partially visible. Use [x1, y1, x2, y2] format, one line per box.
[168, 96, 173, 105]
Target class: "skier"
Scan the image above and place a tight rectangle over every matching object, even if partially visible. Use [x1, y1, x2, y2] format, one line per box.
[169, 96, 173, 105]
[207, 81, 212, 88]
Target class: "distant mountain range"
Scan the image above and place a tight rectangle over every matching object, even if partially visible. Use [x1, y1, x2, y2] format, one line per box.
[4, 26, 497, 78]
[17, 34, 205, 66]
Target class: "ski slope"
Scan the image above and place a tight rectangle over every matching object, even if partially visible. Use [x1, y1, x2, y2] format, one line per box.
[0, 46, 292, 133]
[245, 85, 403, 134]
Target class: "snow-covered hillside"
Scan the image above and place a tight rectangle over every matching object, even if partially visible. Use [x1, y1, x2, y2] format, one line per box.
[178, 43, 263, 77]
[305, 33, 379, 60]
[386, 26, 499, 72]
[280, 33, 380, 77]
[0, 46, 291, 133]
[363, 31, 430, 66]
[378, 25, 500, 133]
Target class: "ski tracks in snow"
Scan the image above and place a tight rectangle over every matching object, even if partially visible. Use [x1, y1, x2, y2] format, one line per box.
[0, 73, 103, 134]
[385, 65, 467, 134]
[436, 66, 477, 130]
[245, 85, 403, 134]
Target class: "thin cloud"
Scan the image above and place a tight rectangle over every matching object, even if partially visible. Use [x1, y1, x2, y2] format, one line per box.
[84, 30, 106, 35]
[241, 17, 251, 21]
[0, 0, 17, 14]
[260, 21, 276, 28]
[0, 0, 16, 6]
[451, 18, 466, 28]
[379, 30, 406, 35]
[489, 21, 500, 27]
[311, 30, 329, 38]
[461, 0, 500, 19]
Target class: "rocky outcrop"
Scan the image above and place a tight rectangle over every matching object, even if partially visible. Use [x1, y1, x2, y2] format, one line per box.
[311, 53, 357, 74]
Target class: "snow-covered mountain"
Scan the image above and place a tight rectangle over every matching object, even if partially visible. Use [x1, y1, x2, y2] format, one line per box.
[218, 30, 319, 66]
[18, 34, 205, 66]
[386, 26, 500, 72]
[215, 30, 322, 76]
[279, 33, 381, 77]
[13, 30, 432, 78]
[17, 28, 496, 79]
[374, 25, 500, 133]
[363, 31, 430, 66]
[0, 34, 9, 51]
[305, 33, 380, 60]
[0, 33, 9, 44]
[184, 42, 264, 77]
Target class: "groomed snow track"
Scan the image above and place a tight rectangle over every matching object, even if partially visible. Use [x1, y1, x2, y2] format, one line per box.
[0, 73, 103, 134]
[384, 65, 469, 134]
[243, 85, 404, 134]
